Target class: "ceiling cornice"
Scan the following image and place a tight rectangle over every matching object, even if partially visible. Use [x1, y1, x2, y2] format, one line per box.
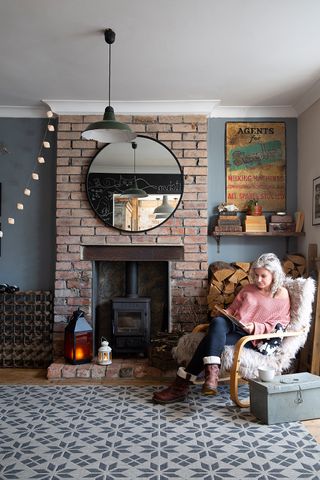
[294, 78, 320, 116]
[0, 105, 48, 117]
[210, 105, 297, 118]
[0, 101, 305, 119]
[43, 99, 221, 116]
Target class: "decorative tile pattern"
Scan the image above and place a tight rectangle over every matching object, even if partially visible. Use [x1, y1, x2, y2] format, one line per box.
[0, 385, 319, 479]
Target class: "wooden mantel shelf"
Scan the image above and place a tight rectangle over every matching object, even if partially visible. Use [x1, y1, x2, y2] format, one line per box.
[82, 245, 184, 261]
[212, 231, 305, 238]
[211, 231, 305, 253]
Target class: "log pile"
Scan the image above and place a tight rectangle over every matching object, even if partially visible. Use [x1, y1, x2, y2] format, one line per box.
[207, 254, 306, 317]
[207, 261, 251, 317]
[282, 254, 306, 278]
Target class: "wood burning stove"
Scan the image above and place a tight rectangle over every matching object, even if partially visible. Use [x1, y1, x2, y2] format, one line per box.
[112, 262, 151, 355]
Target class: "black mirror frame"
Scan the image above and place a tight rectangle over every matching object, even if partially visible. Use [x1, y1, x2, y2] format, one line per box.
[86, 135, 184, 234]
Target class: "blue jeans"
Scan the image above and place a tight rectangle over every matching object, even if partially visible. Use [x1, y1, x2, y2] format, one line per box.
[186, 316, 253, 376]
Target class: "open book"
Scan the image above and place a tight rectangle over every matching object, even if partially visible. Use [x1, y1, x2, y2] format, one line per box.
[215, 305, 246, 330]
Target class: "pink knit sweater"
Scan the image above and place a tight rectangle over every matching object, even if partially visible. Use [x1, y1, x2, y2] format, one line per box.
[225, 284, 290, 336]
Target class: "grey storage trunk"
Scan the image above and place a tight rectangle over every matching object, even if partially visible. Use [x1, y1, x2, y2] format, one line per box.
[249, 372, 320, 424]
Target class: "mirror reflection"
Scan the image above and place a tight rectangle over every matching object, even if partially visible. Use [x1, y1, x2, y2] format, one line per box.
[86, 135, 183, 232]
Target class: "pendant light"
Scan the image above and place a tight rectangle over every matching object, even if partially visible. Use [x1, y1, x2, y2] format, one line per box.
[81, 29, 136, 143]
[121, 142, 148, 198]
[154, 195, 174, 218]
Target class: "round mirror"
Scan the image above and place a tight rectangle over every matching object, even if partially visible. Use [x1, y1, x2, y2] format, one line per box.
[86, 135, 183, 232]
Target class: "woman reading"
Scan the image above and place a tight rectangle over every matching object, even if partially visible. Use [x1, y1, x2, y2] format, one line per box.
[153, 253, 290, 404]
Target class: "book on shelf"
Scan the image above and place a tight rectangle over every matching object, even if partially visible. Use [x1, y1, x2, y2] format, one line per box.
[214, 225, 243, 232]
[244, 225, 267, 232]
[218, 212, 239, 218]
[218, 218, 241, 226]
[244, 214, 267, 232]
[295, 211, 304, 232]
[245, 215, 267, 224]
[244, 221, 267, 227]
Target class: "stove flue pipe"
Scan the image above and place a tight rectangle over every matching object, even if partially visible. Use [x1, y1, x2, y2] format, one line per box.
[125, 261, 139, 298]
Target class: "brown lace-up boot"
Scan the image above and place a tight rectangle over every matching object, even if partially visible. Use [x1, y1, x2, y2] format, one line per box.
[201, 364, 220, 395]
[152, 367, 197, 404]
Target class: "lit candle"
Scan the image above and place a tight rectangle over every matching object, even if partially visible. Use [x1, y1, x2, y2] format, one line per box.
[17, 203, 24, 210]
[38, 156, 45, 164]
[75, 347, 84, 360]
[8, 217, 15, 224]
[43, 141, 50, 148]
[32, 173, 39, 180]
[24, 188, 31, 196]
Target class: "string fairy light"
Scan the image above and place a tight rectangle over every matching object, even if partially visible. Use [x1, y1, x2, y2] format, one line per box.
[2, 110, 54, 239]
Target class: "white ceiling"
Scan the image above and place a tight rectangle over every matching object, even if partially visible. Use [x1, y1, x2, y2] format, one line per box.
[1, 0, 320, 117]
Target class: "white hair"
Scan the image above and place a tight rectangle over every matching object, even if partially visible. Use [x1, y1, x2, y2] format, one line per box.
[249, 253, 285, 296]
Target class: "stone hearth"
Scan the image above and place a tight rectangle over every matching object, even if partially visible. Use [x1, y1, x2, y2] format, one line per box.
[47, 357, 176, 380]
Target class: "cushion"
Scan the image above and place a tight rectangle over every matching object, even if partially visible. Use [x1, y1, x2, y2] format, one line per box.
[255, 323, 285, 355]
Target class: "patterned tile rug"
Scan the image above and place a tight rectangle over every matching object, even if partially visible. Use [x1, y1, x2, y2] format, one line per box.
[0, 384, 319, 480]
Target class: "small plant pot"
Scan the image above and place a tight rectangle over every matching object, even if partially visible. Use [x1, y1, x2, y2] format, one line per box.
[251, 205, 263, 216]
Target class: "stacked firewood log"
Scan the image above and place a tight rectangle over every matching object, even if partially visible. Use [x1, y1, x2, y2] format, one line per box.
[282, 254, 306, 278]
[207, 261, 251, 317]
[207, 254, 306, 317]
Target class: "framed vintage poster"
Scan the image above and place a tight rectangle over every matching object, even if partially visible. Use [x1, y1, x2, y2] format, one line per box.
[225, 122, 286, 212]
[312, 176, 320, 225]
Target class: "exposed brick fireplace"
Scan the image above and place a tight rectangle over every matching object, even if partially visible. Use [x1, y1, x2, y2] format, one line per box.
[53, 114, 208, 359]
[85, 245, 184, 354]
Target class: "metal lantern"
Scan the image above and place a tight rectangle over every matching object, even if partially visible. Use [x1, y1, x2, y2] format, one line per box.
[97, 337, 112, 365]
[64, 308, 93, 364]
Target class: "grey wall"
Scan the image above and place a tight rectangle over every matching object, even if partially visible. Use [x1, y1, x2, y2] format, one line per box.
[297, 100, 320, 256]
[0, 116, 299, 289]
[207, 118, 298, 264]
[0, 118, 56, 290]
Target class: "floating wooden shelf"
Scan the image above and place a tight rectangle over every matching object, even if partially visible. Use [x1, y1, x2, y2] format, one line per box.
[211, 231, 305, 253]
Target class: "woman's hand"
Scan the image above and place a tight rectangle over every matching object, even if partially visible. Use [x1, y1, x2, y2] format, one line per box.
[241, 322, 254, 334]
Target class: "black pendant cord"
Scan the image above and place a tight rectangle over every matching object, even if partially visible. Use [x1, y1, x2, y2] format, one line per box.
[132, 142, 137, 175]
[133, 145, 136, 174]
[108, 42, 111, 107]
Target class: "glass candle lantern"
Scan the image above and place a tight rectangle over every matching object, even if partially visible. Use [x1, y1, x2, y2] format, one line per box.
[64, 308, 93, 364]
[97, 338, 112, 365]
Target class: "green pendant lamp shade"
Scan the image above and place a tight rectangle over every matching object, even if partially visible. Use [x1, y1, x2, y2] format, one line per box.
[154, 195, 174, 218]
[81, 29, 136, 143]
[82, 106, 136, 143]
[122, 177, 148, 198]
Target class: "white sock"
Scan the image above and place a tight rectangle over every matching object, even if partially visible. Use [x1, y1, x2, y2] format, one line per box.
[203, 356, 220, 365]
[177, 366, 197, 382]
